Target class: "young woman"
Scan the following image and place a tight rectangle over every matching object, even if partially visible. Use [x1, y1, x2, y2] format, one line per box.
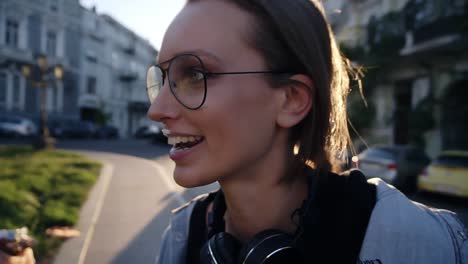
[147, 0, 468, 263]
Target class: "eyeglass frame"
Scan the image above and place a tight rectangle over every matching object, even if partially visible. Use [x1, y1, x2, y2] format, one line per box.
[147, 53, 291, 110]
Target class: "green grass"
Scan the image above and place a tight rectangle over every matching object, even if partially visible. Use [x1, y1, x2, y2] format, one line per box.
[0, 146, 101, 261]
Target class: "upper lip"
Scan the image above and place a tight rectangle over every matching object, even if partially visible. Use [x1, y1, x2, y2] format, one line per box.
[162, 128, 203, 138]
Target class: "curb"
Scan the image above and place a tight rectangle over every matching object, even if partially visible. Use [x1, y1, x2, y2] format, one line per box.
[52, 162, 114, 264]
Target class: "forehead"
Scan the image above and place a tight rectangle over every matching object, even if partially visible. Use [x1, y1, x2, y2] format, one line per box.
[159, 0, 254, 64]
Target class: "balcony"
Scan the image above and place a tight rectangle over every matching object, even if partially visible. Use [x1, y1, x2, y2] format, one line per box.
[412, 15, 466, 44]
[119, 68, 138, 82]
[122, 45, 136, 56]
[404, 0, 467, 44]
[0, 45, 33, 64]
[89, 31, 105, 43]
[342, 0, 468, 62]
[78, 94, 100, 108]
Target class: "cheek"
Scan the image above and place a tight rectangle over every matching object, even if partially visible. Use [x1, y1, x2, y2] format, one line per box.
[201, 79, 278, 155]
[213, 78, 275, 121]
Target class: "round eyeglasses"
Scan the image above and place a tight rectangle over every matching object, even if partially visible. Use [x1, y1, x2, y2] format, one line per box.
[146, 54, 289, 110]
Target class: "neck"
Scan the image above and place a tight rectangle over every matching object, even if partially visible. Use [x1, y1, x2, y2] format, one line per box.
[219, 164, 308, 243]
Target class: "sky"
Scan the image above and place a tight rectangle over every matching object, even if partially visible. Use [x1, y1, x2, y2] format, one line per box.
[79, 0, 186, 50]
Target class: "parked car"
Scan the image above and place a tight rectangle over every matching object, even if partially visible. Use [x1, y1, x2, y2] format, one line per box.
[134, 123, 162, 138]
[0, 115, 37, 137]
[417, 150, 468, 198]
[135, 125, 155, 139]
[152, 122, 167, 143]
[48, 119, 73, 138]
[356, 145, 430, 193]
[69, 120, 97, 138]
[95, 124, 119, 139]
[48, 119, 97, 138]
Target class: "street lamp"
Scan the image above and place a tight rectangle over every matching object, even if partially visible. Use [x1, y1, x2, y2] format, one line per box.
[22, 54, 64, 150]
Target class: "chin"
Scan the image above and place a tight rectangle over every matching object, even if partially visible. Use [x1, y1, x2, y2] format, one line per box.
[173, 166, 218, 188]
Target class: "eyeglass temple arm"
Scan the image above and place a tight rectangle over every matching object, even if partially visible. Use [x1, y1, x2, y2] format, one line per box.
[205, 70, 290, 76]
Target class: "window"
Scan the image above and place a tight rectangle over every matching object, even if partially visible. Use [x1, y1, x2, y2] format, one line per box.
[66, 29, 80, 67]
[50, 0, 59, 12]
[12, 75, 21, 108]
[46, 31, 57, 57]
[52, 87, 59, 112]
[28, 14, 42, 54]
[86, 51, 98, 63]
[6, 19, 19, 48]
[0, 73, 6, 107]
[55, 82, 63, 112]
[86, 76, 97, 94]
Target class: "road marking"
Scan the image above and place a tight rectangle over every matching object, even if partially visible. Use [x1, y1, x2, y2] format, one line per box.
[78, 162, 114, 264]
[146, 158, 185, 264]
[146, 159, 185, 206]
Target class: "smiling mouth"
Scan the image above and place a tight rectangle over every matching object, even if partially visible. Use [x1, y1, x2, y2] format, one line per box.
[168, 136, 205, 150]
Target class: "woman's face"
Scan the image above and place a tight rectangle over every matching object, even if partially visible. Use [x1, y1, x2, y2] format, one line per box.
[148, 0, 285, 187]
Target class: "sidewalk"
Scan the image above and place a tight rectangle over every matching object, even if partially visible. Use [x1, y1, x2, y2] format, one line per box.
[53, 151, 184, 264]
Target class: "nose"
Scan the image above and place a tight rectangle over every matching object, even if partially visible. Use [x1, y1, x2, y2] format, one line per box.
[147, 82, 179, 122]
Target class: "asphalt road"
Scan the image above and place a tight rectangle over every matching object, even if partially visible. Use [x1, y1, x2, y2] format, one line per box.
[55, 138, 219, 204]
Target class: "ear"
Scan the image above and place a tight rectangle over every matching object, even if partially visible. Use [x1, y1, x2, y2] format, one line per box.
[276, 74, 313, 128]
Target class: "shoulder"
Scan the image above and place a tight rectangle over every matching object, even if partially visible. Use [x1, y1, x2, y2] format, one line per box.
[171, 192, 211, 214]
[157, 191, 217, 264]
[360, 178, 467, 263]
[167, 191, 216, 238]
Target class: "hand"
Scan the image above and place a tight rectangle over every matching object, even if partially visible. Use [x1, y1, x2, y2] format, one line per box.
[0, 248, 35, 264]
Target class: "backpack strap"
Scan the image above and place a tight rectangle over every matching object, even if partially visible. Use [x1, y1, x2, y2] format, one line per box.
[186, 169, 376, 264]
[298, 169, 376, 263]
[185, 191, 219, 264]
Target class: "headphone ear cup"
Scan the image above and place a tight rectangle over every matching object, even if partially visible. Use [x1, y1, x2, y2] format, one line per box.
[238, 229, 299, 264]
[200, 232, 241, 264]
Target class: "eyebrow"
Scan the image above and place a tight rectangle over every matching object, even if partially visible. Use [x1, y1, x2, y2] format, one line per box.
[157, 49, 222, 66]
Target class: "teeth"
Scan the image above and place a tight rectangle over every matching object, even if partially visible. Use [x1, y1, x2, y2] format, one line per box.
[162, 129, 170, 137]
[167, 136, 203, 146]
[168, 137, 175, 145]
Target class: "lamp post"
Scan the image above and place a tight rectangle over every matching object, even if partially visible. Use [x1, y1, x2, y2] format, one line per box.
[22, 54, 64, 150]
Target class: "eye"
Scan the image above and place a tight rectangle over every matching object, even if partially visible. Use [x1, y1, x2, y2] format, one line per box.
[189, 69, 205, 82]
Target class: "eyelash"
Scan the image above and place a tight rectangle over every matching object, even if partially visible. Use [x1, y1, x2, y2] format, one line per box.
[190, 68, 220, 80]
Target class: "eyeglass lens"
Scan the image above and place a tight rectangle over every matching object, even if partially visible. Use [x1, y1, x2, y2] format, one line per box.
[146, 54, 207, 109]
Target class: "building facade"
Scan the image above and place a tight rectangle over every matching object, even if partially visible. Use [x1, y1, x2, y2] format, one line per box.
[0, 0, 157, 137]
[80, 9, 157, 137]
[325, 0, 468, 157]
[0, 0, 82, 121]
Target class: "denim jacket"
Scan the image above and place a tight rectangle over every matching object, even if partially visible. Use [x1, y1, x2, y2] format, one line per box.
[156, 178, 468, 264]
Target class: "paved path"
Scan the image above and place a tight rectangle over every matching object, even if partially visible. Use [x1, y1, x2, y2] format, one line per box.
[53, 151, 178, 264]
[52, 148, 217, 264]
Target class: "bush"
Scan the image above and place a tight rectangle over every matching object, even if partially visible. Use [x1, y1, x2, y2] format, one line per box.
[0, 146, 101, 261]
[0, 181, 40, 228]
[42, 200, 79, 227]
